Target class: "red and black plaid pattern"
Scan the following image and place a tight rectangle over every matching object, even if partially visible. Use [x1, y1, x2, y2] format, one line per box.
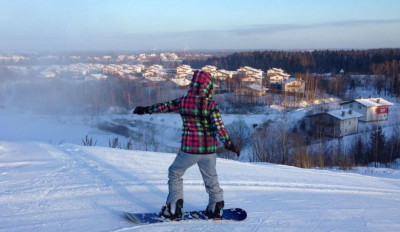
[146, 70, 232, 154]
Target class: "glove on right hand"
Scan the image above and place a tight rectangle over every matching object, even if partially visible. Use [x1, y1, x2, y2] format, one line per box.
[226, 143, 240, 157]
[133, 106, 147, 115]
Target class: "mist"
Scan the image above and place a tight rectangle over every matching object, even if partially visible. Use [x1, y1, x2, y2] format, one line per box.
[0, 56, 187, 116]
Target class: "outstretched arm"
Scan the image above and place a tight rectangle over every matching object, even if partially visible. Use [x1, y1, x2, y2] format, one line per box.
[133, 98, 181, 115]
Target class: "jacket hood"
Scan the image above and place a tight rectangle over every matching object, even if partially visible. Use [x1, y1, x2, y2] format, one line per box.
[188, 70, 214, 98]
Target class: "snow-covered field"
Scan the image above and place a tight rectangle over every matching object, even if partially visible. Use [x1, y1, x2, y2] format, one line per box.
[1, 141, 400, 232]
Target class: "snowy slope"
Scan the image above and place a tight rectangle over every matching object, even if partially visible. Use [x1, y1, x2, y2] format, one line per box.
[1, 141, 400, 232]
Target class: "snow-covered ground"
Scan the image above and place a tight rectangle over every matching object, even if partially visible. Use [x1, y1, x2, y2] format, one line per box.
[1, 87, 400, 231]
[1, 141, 400, 232]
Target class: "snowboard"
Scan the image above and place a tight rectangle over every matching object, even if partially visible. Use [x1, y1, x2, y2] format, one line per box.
[125, 208, 247, 224]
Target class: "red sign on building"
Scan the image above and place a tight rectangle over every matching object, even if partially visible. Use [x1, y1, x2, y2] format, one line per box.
[376, 106, 388, 114]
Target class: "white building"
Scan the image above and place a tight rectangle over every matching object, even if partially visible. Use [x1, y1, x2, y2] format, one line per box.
[143, 65, 167, 81]
[267, 68, 285, 76]
[176, 65, 193, 79]
[327, 110, 363, 137]
[129, 64, 145, 73]
[267, 68, 290, 83]
[40, 70, 56, 78]
[237, 66, 263, 77]
[214, 69, 235, 80]
[202, 65, 217, 73]
[267, 68, 291, 85]
[281, 78, 306, 93]
[235, 83, 267, 97]
[308, 109, 363, 138]
[137, 54, 147, 61]
[269, 73, 291, 84]
[237, 66, 264, 86]
[341, 97, 394, 122]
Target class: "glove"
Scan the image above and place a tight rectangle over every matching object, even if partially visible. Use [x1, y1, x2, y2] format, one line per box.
[226, 143, 240, 157]
[133, 106, 148, 115]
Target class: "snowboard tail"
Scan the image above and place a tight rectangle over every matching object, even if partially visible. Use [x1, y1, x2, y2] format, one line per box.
[125, 208, 247, 224]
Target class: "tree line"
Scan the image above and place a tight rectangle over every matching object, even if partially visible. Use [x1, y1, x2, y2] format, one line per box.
[185, 49, 400, 74]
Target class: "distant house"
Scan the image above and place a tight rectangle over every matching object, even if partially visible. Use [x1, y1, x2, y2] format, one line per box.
[235, 83, 267, 97]
[267, 68, 291, 85]
[176, 65, 193, 79]
[267, 68, 284, 76]
[161, 53, 179, 61]
[117, 55, 127, 62]
[214, 69, 235, 80]
[267, 67, 305, 93]
[281, 78, 306, 93]
[202, 65, 217, 74]
[341, 97, 394, 122]
[40, 70, 56, 78]
[142, 65, 167, 81]
[235, 66, 266, 97]
[237, 66, 263, 77]
[237, 66, 264, 85]
[269, 73, 291, 84]
[307, 109, 363, 138]
[128, 64, 145, 73]
[137, 54, 147, 61]
[149, 64, 163, 72]
[103, 64, 122, 75]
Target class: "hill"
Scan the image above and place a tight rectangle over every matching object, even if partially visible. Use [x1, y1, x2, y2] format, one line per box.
[1, 141, 400, 231]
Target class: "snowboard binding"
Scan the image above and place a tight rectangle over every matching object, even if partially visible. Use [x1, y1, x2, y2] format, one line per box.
[159, 199, 184, 221]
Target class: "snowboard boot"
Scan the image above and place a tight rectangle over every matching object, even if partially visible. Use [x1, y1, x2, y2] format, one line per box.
[206, 201, 224, 220]
[159, 199, 183, 221]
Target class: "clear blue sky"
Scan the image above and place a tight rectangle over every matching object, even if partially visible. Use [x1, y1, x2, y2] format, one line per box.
[1, 0, 399, 51]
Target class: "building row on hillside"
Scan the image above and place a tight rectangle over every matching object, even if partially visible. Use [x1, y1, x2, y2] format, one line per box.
[200, 66, 306, 96]
[40, 63, 105, 79]
[103, 64, 145, 79]
[36, 63, 306, 96]
[307, 97, 394, 138]
[235, 67, 306, 96]
[0, 55, 28, 62]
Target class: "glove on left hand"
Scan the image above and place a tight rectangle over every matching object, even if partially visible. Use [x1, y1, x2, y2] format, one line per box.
[226, 143, 240, 157]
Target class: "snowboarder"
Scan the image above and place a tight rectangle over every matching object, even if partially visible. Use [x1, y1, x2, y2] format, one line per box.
[133, 70, 240, 221]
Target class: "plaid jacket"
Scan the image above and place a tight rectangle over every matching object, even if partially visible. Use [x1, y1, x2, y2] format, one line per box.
[145, 71, 232, 154]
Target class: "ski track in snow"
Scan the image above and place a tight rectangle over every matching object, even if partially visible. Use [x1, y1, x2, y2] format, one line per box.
[0, 141, 400, 232]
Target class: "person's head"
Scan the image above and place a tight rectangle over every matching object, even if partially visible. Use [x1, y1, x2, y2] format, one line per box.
[188, 70, 214, 98]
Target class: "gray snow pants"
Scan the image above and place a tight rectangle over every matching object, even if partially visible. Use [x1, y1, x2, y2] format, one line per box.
[166, 151, 224, 207]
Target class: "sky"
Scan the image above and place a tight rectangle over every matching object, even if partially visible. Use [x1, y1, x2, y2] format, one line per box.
[1, 0, 400, 52]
